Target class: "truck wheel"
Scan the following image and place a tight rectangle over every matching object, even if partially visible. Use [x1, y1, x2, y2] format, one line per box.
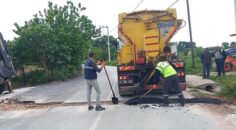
[0, 84, 4, 94]
[224, 62, 233, 72]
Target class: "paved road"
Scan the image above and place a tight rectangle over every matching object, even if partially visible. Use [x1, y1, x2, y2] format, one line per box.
[0, 66, 126, 103]
[0, 105, 219, 130]
[0, 66, 229, 130]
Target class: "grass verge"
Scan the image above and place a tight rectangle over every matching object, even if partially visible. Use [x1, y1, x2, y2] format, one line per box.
[211, 75, 236, 98]
[179, 56, 202, 75]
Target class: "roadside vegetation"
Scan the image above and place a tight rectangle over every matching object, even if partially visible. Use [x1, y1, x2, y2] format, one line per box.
[8, 1, 119, 87]
[177, 42, 203, 75]
[8, 1, 99, 86]
[181, 56, 202, 75]
[212, 75, 236, 98]
[177, 42, 236, 99]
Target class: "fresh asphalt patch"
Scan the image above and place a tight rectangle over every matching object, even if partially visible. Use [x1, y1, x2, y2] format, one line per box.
[125, 97, 224, 105]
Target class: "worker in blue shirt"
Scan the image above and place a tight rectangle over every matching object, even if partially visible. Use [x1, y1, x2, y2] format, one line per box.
[84, 52, 105, 111]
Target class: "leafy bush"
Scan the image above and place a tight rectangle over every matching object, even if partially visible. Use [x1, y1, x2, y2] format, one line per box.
[9, 1, 99, 87]
[194, 47, 204, 57]
[26, 70, 52, 85]
[12, 65, 80, 86]
[91, 35, 118, 62]
[12, 70, 51, 87]
[52, 65, 80, 81]
[183, 49, 190, 56]
[9, 1, 99, 75]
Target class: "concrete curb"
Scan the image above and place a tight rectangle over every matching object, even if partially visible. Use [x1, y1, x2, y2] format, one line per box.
[186, 75, 220, 92]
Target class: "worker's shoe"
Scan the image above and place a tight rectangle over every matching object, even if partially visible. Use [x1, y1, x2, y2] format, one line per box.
[178, 94, 185, 106]
[88, 106, 94, 110]
[159, 96, 169, 107]
[96, 106, 105, 111]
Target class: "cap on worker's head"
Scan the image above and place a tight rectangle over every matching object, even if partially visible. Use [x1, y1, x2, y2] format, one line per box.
[88, 52, 95, 58]
[163, 46, 171, 53]
[216, 46, 221, 51]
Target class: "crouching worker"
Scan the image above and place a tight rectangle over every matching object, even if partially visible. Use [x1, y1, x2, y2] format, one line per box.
[84, 52, 105, 111]
[156, 61, 185, 107]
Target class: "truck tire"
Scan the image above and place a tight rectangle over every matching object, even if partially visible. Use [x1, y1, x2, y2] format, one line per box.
[0, 84, 4, 94]
[224, 62, 233, 72]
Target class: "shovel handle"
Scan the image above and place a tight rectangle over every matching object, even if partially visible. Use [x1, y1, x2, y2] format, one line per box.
[135, 87, 155, 103]
[104, 66, 116, 97]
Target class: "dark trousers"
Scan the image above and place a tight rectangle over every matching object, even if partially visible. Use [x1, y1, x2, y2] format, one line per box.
[215, 59, 225, 76]
[163, 74, 182, 96]
[203, 64, 210, 78]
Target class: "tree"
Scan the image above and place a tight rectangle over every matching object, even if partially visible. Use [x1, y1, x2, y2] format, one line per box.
[221, 42, 230, 49]
[177, 41, 196, 52]
[92, 35, 118, 61]
[230, 41, 236, 47]
[10, 1, 100, 73]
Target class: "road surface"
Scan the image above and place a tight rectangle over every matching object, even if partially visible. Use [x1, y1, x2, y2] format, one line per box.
[0, 66, 235, 130]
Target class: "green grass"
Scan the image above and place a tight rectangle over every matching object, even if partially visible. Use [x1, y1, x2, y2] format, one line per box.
[211, 75, 236, 98]
[180, 56, 202, 75]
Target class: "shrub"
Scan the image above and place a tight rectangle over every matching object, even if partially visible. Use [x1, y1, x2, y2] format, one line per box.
[12, 65, 80, 86]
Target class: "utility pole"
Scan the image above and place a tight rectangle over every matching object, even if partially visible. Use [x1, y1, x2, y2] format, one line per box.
[186, 0, 195, 68]
[100, 25, 111, 62]
[234, 0, 236, 31]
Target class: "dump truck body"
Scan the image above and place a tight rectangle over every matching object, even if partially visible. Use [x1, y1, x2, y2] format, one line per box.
[117, 9, 186, 96]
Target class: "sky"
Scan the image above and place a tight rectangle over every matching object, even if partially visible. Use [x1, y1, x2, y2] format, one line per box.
[0, 0, 235, 47]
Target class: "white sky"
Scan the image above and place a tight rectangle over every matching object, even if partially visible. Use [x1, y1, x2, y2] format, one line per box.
[0, 0, 235, 47]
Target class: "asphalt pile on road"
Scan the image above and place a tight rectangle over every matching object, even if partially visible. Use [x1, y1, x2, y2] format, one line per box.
[125, 97, 224, 105]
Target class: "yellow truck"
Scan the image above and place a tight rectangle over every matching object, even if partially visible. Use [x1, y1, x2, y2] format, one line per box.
[117, 9, 186, 96]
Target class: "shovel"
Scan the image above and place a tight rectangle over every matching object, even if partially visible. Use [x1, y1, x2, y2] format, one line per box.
[126, 87, 155, 105]
[103, 66, 119, 104]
